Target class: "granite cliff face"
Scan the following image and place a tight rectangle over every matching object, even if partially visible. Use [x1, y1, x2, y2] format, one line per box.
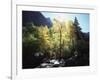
[22, 11, 52, 27]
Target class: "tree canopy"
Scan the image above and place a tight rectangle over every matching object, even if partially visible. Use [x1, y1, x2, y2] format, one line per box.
[23, 17, 89, 67]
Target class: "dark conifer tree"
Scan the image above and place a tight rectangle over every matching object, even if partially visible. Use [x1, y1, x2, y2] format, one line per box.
[73, 17, 83, 39]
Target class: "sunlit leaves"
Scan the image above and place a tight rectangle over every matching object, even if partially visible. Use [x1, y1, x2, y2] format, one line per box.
[23, 17, 79, 58]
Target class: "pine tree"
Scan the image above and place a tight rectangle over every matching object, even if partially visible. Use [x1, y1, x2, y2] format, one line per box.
[73, 17, 82, 39]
